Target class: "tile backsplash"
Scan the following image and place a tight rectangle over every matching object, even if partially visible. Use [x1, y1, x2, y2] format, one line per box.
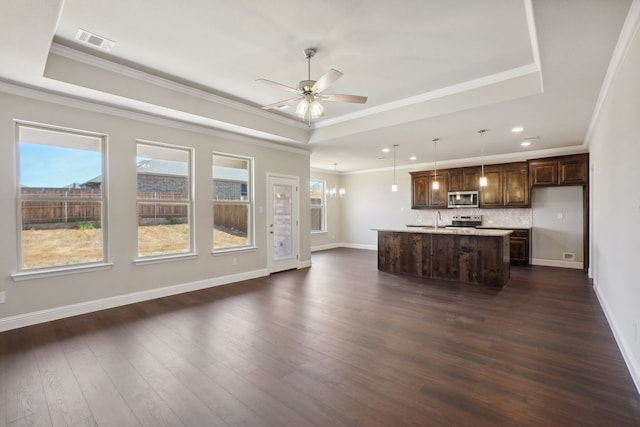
[411, 208, 533, 228]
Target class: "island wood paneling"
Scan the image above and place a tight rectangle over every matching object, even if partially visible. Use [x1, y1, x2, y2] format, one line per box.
[378, 230, 510, 286]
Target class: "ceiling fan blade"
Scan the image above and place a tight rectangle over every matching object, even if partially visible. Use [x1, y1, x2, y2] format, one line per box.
[318, 93, 368, 104]
[311, 68, 343, 94]
[261, 97, 301, 110]
[256, 78, 300, 94]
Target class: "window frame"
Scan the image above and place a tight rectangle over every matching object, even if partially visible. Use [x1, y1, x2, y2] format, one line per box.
[212, 152, 255, 253]
[310, 179, 327, 233]
[135, 139, 196, 262]
[13, 121, 111, 278]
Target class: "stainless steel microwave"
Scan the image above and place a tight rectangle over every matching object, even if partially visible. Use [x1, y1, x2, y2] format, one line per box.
[447, 191, 479, 208]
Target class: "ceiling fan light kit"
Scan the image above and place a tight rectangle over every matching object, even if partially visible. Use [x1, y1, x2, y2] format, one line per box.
[258, 47, 367, 123]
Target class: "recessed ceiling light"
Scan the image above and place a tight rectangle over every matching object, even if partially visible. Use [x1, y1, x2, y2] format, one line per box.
[382, 148, 390, 153]
[521, 141, 531, 147]
[512, 126, 524, 133]
[409, 156, 417, 161]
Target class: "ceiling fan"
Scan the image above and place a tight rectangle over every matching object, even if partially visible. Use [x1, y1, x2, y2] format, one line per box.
[257, 48, 368, 122]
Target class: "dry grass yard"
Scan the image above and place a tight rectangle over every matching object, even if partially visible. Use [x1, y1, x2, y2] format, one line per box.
[21, 225, 247, 268]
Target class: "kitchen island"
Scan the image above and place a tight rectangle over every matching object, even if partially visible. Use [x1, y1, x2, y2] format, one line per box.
[376, 227, 512, 287]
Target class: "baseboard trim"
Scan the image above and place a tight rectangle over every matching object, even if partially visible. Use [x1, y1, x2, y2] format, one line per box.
[593, 281, 640, 395]
[531, 258, 583, 269]
[340, 243, 377, 251]
[311, 243, 340, 252]
[0, 269, 269, 332]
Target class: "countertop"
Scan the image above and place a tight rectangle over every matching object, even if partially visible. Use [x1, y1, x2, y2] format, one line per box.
[375, 227, 512, 237]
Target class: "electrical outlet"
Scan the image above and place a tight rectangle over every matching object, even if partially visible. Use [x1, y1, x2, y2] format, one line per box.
[232, 257, 237, 266]
[0, 291, 6, 304]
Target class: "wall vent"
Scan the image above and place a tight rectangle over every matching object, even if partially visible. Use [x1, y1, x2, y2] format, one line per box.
[75, 29, 115, 51]
[563, 252, 575, 261]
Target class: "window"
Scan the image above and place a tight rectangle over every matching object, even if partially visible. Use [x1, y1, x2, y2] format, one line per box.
[212, 153, 253, 251]
[137, 141, 193, 258]
[310, 180, 326, 232]
[17, 123, 107, 271]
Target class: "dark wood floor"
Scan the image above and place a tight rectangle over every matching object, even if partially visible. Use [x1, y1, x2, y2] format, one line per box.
[1, 248, 639, 426]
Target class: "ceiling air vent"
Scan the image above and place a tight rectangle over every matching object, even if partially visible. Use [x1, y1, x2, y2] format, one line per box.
[75, 29, 115, 51]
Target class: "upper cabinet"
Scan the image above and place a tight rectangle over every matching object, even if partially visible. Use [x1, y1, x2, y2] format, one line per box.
[449, 167, 480, 192]
[503, 162, 529, 207]
[410, 172, 429, 209]
[411, 154, 585, 209]
[529, 153, 588, 187]
[430, 172, 449, 208]
[479, 165, 504, 208]
[479, 162, 529, 208]
[410, 171, 449, 209]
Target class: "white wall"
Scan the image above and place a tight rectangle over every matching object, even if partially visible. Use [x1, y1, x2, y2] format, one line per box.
[531, 186, 583, 268]
[341, 168, 414, 248]
[0, 89, 311, 328]
[588, 0, 640, 391]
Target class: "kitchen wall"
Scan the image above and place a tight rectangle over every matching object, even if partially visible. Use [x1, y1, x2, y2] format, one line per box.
[0, 89, 311, 328]
[531, 186, 583, 268]
[587, 0, 640, 391]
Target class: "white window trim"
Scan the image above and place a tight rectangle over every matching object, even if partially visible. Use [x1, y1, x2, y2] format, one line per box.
[15, 121, 110, 274]
[310, 179, 327, 233]
[136, 139, 196, 259]
[212, 152, 254, 253]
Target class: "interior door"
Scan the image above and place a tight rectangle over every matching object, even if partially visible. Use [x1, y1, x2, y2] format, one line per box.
[267, 174, 299, 273]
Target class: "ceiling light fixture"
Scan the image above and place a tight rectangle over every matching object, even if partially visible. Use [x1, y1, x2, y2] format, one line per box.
[432, 138, 440, 190]
[521, 141, 531, 147]
[327, 163, 345, 198]
[382, 148, 390, 153]
[478, 129, 488, 187]
[512, 126, 524, 133]
[391, 144, 398, 192]
[409, 156, 417, 161]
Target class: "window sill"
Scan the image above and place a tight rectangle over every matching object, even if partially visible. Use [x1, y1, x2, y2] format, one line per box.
[212, 246, 258, 256]
[134, 253, 198, 265]
[12, 262, 114, 282]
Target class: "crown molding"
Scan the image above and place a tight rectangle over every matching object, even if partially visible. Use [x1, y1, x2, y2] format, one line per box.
[49, 43, 307, 130]
[584, 0, 640, 146]
[0, 79, 311, 157]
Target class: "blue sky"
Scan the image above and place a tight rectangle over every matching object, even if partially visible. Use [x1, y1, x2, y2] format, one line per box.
[20, 143, 102, 188]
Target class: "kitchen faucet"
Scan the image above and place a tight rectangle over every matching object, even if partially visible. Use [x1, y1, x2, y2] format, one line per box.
[434, 210, 442, 230]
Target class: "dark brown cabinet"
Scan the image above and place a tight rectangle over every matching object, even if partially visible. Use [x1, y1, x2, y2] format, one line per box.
[479, 163, 529, 208]
[529, 153, 588, 187]
[410, 172, 429, 209]
[479, 166, 504, 208]
[529, 159, 557, 186]
[509, 229, 530, 265]
[559, 155, 588, 185]
[429, 171, 449, 208]
[503, 162, 529, 207]
[449, 167, 480, 191]
[410, 171, 449, 209]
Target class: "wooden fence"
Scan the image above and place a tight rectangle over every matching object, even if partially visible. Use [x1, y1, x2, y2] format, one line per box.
[20, 188, 246, 232]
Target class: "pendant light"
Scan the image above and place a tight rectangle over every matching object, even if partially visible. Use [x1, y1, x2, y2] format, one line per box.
[391, 144, 398, 192]
[327, 163, 345, 198]
[478, 129, 488, 187]
[432, 138, 440, 190]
